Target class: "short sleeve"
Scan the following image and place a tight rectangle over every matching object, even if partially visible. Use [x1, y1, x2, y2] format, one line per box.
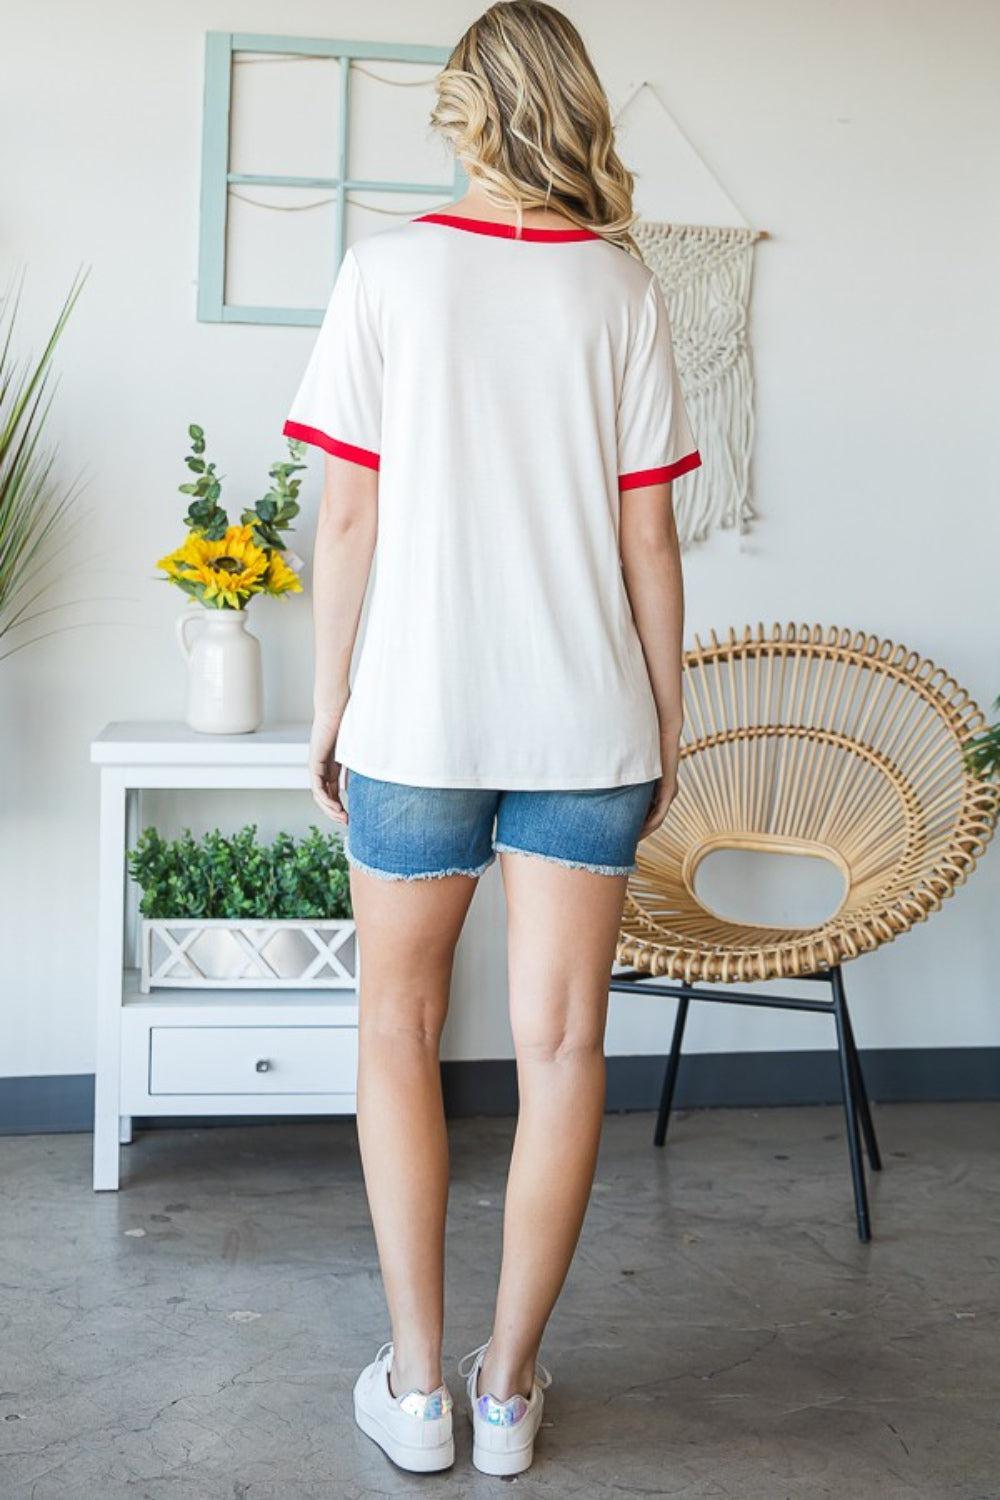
[282, 249, 383, 471]
[616, 276, 702, 490]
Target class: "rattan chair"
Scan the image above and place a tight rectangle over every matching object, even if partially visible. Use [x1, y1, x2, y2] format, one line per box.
[612, 623, 996, 1239]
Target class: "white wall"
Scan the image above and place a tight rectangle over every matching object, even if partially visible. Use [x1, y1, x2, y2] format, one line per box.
[2, 0, 998, 1079]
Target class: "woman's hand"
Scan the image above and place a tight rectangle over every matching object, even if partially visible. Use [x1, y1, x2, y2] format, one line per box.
[309, 706, 348, 823]
[639, 725, 681, 839]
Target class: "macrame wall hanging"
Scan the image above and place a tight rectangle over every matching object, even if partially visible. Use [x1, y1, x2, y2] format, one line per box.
[617, 83, 766, 548]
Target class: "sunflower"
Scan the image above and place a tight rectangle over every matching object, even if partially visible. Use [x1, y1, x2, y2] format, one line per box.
[265, 549, 302, 597]
[157, 525, 270, 609]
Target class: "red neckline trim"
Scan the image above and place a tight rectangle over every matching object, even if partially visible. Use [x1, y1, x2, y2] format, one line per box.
[415, 212, 599, 243]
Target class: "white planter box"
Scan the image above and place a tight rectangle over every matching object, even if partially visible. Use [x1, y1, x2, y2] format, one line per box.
[140, 918, 358, 992]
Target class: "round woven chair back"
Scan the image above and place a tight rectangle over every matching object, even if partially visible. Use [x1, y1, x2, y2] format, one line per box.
[618, 623, 996, 983]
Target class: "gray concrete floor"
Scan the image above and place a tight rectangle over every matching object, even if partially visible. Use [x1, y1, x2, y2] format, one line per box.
[1, 1103, 999, 1499]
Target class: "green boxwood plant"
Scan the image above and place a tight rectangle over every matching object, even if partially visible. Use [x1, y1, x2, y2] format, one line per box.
[128, 825, 352, 921]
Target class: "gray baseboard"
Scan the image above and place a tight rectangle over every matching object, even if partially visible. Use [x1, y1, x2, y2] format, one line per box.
[0, 1073, 97, 1135]
[2, 1048, 999, 1135]
[441, 1049, 1000, 1117]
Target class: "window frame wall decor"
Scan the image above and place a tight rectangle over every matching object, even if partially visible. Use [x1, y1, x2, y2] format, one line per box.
[197, 32, 462, 327]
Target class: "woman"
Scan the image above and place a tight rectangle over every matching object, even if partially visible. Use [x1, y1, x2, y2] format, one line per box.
[283, 1, 699, 1477]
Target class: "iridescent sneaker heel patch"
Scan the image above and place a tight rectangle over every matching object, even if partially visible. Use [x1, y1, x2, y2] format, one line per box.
[460, 1341, 552, 1477]
[399, 1386, 454, 1420]
[354, 1343, 454, 1472]
[476, 1391, 529, 1427]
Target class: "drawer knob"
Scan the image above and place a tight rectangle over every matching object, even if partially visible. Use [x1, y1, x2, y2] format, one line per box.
[255, 1058, 271, 1073]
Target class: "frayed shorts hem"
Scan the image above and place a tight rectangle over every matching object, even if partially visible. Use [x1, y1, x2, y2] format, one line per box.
[344, 843, 497, 882]
[344, 841, 634, 881]
[493, 842, 634, 876]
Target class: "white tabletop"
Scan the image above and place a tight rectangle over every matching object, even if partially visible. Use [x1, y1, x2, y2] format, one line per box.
[91, 722, 310, 766]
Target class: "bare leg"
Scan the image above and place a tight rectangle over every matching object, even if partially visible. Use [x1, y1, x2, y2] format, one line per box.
[351, 868, 478, 1396]
[479, 853, 627, 1400]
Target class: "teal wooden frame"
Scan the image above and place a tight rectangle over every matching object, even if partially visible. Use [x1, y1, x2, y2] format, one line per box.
[198, 32, 462, 326]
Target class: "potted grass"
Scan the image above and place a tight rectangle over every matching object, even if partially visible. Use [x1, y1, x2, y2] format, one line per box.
[0, 272, 87, 662]
[129, 825, 357, 991]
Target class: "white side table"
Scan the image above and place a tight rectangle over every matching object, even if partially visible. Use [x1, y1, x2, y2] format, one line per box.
[90, 723, 358, 1191]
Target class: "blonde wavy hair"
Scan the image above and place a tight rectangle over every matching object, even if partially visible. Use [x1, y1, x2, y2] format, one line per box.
[430, 2, 638, 254]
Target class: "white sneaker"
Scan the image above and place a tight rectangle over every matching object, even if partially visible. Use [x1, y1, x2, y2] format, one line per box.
[459, 1341, 552, 1476]
[353, 1342, 454, 1472]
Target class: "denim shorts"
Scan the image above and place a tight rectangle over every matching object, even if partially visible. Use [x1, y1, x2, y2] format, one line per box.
[343, 770, 657, 880]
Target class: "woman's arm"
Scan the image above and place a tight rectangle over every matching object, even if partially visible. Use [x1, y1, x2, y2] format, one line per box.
[308, 453, 378, 823]
[619, 482, 685, 837]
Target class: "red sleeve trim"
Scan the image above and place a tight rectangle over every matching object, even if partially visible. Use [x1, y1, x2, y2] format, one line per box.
[618, 450, 702, 490]
[283, 420, 380, 471]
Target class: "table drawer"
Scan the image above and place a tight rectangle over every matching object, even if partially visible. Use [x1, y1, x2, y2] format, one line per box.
[149, 1025, 358, 1096]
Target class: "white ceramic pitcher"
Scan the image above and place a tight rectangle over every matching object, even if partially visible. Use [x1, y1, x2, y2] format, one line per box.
[176, 608, 263, 734]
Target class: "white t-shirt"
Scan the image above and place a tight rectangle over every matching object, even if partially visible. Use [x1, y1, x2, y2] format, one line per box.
[284, 212, 701, 790]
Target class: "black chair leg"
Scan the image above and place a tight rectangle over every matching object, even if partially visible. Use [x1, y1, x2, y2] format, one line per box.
[654, 994, 690, 1147]
[830, 966, 872, 1241]
[840, 990, 882, 1171]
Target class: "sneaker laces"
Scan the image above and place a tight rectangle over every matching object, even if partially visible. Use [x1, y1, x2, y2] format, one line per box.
[457, 1341, 489, 1379]
[457, 1340, 552, 1391]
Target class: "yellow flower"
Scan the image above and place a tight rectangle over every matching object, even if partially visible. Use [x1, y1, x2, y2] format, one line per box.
[265, 550, 302, 597]
[157, 525, 270, 609]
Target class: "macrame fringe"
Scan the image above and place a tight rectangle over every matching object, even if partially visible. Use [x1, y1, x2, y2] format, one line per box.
[633, 222, 761, 549]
